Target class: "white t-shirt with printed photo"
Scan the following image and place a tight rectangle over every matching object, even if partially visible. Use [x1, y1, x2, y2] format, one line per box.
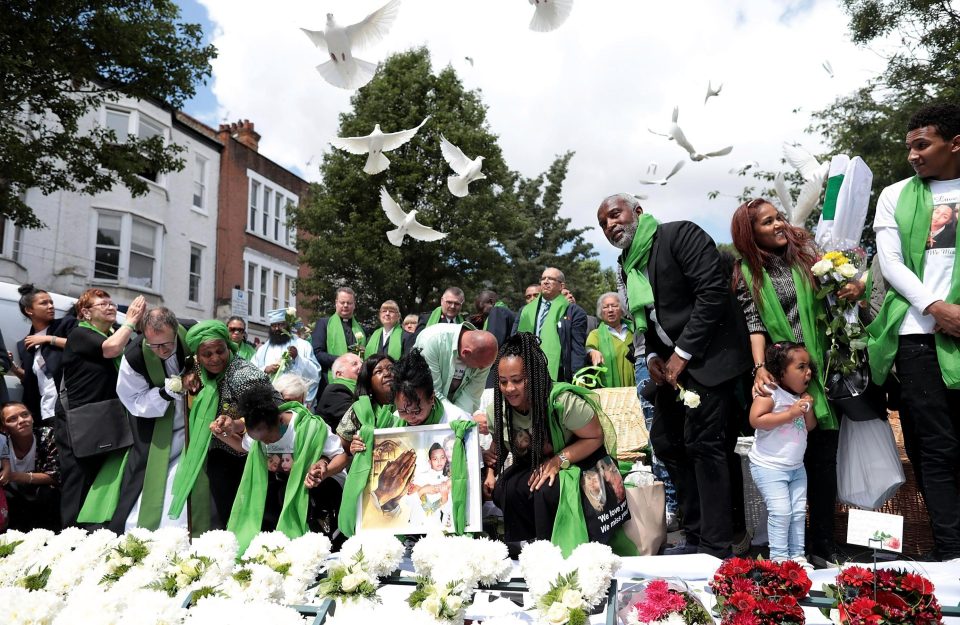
[874, 177, 960, 334]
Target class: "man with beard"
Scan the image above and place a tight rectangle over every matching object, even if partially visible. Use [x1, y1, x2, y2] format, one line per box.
[253, 309, 321, 406]
[597, 193, 751, 558]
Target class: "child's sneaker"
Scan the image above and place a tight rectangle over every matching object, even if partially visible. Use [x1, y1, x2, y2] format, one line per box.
[792, 555, 815, 572]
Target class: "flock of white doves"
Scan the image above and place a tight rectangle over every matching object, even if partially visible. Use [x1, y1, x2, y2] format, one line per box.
[300, 0, 830, 244]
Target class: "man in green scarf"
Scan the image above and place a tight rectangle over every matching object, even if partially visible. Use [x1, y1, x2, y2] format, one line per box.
[597, 193, 752, 559]
[866, 103, 960, 562]
[311, 287, 365, 395]
[513, 267, 588, 383]
[415, 286, 466, 335]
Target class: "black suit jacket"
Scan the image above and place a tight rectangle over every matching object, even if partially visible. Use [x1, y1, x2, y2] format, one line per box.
[511, 297, 588, 383]
[16, 315, 77, 417]
[315, 381, 355, 430]
[642, 221, 751, 387]
[480, 306, 516, 387]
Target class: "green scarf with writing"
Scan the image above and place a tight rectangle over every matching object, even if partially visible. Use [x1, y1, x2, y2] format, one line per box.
[596, 325, 623, 388]
[326, 316, 365, 381]
[228, 401, 329, 554]
[427, 307, 464, 327]
[619, 214, 660, 333]
[365, 327, 402, 360]
[868, 177, 960, 387]
[740, 262, 838, 430]
[337, 396, 441, 537]
[518, 295, 570, 381]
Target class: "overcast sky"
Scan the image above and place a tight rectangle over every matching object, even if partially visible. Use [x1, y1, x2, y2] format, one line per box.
[181, 0, 888, 269]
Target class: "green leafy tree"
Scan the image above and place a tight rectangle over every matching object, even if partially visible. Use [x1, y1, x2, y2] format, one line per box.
[294, 48, 519, 323]
[1, 0, 216, 227]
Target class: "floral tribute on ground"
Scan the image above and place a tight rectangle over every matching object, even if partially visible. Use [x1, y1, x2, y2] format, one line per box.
[710, 557, 811, 625]
[621, 579, 711, 625]
[826, 565, 942, 625]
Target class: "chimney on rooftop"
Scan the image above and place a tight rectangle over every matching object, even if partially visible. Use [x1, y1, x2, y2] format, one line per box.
[218, 119, 260, 152]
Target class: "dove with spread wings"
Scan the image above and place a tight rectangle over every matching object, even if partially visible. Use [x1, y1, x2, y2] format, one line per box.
[439, 135, 486, 197]
[380, 187, 447, 247]
[301, 0, 401, 90]
[649, 106, 733, 162]
[330, 116, 430, 175]
[528, 0, 573, 32]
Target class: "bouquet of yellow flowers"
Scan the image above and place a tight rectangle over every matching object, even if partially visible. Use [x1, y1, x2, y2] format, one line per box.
[811, 246, 868, 393]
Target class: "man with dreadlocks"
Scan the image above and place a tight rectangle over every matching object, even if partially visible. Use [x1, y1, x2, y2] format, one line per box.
[484, 332, 633, 556]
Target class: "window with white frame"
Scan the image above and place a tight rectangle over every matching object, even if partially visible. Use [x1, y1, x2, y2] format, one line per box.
[188, 245, 203, 303]
[193, 155, 207, 210]
[103, 106, 169, 184]
[243, 253, 297, 322]
[93, 211, 163, 289]
[0, 218, 22, 262]
[246, 169, 298, 248]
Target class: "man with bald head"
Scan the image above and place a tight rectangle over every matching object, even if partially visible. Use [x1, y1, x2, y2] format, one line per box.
[414, 322, 497, 414]
[315, 352, 363, 429]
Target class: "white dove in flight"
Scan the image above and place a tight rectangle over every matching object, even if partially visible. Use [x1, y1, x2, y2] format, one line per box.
[301, 0, 401, 90]
[647, 162, 658, 175]
[528, 0, 573, 32]
[330, 116, 430, 175]
[380, 187, 447, 246]
[783, 143, 829, 181]
[822, 60, 834, 78]
[775, 171, 824, 227]
[439, 134, 486, 197]
[649, 107, 733, 162]
[638, 160, 685, 186]
[704, 80, 723, 104]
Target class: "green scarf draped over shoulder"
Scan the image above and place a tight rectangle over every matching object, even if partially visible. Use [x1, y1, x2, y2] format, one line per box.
[168, 321, 236, 519]
[337, 397, 442, 537]
[740, 262, 838, 430]
[518, 296, 570, 381]
[326, 316, 365, 381]
[427, 307, 463, 327]
[868, 177, 960, 387]
[619, 214, 660, 333]
[365, 327, 402, 360]
[236, 341, 256, 361]
[78, 326, 191, 527]
[595, 325, 626, 388]
[482, 301, 508, 331]
[228, 401, 329, 554]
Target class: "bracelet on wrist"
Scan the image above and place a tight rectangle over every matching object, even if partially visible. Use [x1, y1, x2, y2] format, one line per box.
[122, 322, 136, 332]
[751, 362, 765, 377]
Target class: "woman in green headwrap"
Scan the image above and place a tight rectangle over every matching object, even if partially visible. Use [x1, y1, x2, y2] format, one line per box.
[169, 320, 272, 530]
[484, 332, 630, 556]
[585, 292, 635, 388]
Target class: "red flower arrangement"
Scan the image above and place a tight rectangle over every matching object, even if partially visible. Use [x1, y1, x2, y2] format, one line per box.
[830, 566, 942, 624]
[621, 579, 711, 625]
[710, 557, 811, 625]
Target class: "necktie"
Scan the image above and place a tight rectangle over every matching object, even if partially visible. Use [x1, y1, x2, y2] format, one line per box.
[536, 299, 551, 337]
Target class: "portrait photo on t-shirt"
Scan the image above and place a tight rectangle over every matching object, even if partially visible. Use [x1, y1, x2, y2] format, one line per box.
[928, 201, 958, 249]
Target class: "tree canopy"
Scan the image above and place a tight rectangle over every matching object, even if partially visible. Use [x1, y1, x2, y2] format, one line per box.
[295, 47, 606, 322]
[1, 0, 216, 227]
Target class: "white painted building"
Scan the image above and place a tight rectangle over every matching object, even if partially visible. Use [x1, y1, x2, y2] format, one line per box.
[0, 96, 221, 318]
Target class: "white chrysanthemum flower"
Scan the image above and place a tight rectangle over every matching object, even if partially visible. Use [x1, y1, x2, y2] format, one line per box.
[54, 589, 122, 625]
[245, 531, 291, 557]
[339, 534, 404, 578]
[0, 587, 63, 625]
[185, 598, 307, 625]
[119, 590, 186, 625]
[191, 530, 239, 566]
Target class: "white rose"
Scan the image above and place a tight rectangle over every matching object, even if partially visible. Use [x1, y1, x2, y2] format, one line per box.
[340, 572, 366, 593]
[811, 259, 833, 276]
[286, 307, 297, 317]
[422, 595, 442, 616]
[545, 602, 571, 625]
[838, 263, 858, 279]
[178, 559, 199, 578]
[681, 390, 701, 409]
[166, 376, 183, 393]
[174, 573, 190, 588]
[561, 589, 584, 610]
[446, 595, 463, 613]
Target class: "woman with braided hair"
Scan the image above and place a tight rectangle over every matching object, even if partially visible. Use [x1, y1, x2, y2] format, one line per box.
[485, 332, 630, 553]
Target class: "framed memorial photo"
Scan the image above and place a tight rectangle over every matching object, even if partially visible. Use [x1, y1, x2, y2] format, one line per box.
[357, 423, 482, 534]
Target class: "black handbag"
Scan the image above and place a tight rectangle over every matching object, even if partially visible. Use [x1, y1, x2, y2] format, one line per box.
[824, 363, 887, 422]
[59, 379, 133, 458]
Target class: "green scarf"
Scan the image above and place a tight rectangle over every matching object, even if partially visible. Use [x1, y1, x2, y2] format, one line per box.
[619, 214, 660, 333]
[330, 376, 357, 395]
[325, 316, 365, 381]
[427, 307, 464, 327]
[236, 341, 256, 362]
[365, 327, 402, 360]
[448, 419, 476, 534]
[168, 321, 236, 519]
[868, 177, 960, 387]
[78, 321, 122, 370]
[741, 262, 838, 430]
[595, 325, 623, 388]
[482, 301, 508, 331]
[336, 396, 442, 537]
[518, 295, 570, 381]
[228, 401, 329, 554]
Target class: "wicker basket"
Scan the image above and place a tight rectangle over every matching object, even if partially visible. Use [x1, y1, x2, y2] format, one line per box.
[735, 436, 769, 545]
[595, 386, 649, 462]
[833, 412, 933, 557]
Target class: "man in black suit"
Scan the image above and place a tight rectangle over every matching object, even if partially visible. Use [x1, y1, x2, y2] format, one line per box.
[470, 290, 516, 388]
[598, 193, 752, 558]
[512, 267, 588, 383]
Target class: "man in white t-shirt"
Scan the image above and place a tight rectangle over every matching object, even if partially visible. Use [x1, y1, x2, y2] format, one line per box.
[869, 103, 960, 562]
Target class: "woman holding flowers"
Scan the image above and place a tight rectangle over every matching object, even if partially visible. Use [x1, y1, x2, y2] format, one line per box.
[731, 198, 863, 566]
[485, 332, 631, 555]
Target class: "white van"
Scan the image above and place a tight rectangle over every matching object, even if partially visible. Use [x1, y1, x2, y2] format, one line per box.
[0, 281, 125, 401]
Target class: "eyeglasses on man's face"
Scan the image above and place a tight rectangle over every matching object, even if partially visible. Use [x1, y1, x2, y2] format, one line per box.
[147, 341, 175, 351]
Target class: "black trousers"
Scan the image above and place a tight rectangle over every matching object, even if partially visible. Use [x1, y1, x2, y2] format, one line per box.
[804, 426, 839, 550]
[53, 410, 106, 528]
[206, 447, 248, 530]
[5, 486, 61, 532]
[651, 376, 736, 557]
[895, 335, 960, 560]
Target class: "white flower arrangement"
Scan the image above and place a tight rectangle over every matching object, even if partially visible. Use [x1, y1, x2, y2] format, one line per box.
[221, 562, 286, 603]
[0, 587, 62, 625]
[337, 533, 405, 578]
[407, 578, 467, 623]
[190, 530, 240, 573]
[519, 541, 620, 625]
[184, 597, 308, 625]
[411, 534, 512, 590]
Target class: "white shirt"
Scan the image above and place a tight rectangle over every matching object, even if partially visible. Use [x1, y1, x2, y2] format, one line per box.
[30, 328, 58, 421]
[9, 435, 36, 474]
[749, 385, 808, 471]
[241, 412, 344, 459]
[252, 337, 322, 403]
[874, 176, 960, 334]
